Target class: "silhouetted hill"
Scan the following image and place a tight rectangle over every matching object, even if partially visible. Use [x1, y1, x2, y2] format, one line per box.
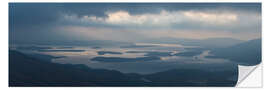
[207, 39, 261, 66]
[143, 65, 238, 86]
[197, 38, 244, 48]
[128, 37, 243, 48]
[9, 50, 143, 86]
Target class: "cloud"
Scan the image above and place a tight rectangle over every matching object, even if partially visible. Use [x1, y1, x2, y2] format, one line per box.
[102, 10, 239, 25]
[61, 9, 260, 33]
[182, 11, 238, 24]
[9, 3, 261, 43]
[63, 10, 239, 26]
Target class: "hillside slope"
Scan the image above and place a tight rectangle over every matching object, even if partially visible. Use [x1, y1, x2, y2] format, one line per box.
[208, 39, 261, 66]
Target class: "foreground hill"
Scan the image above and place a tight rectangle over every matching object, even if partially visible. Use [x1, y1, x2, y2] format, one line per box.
[144, 66, 238, 86]
[9, 50, 238, 86]
[9, 50, 144, 86]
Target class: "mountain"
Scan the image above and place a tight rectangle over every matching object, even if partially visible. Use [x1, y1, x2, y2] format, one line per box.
[9, 50, 239, 86]
[10, 39, 133, 47]
[177, 38, 244, 48]
[144, 67, 238, 86]
[207, 39, 261, 66]
[9, 50, 143, 86]
[197, 38, 244, 48]
[136, 37, 244, 48]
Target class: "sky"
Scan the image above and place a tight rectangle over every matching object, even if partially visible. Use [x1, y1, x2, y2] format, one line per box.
[9, 3, 261, 43]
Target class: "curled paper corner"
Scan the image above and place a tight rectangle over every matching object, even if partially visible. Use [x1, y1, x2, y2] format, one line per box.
[236, 64, 262, 87]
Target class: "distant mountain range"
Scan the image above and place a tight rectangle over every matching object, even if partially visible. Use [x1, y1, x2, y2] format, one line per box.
[133, 37, 244, 48]
[207, 39, 261, 66]
[10, 39, 133, 47]
[9, 50, 238, 86]
[11, 37, 244, 48]
[194, 38, 245, 48]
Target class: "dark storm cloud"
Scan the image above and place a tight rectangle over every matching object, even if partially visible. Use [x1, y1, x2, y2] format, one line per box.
[56, 3, 261, 33]
[9, 3, 261, 30]
[9, 3, 261, 43]
[60, 3, 261, 16]
[9, 3, 61, 30]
